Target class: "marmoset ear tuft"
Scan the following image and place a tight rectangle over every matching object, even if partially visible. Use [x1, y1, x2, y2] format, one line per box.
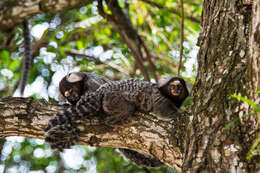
[66, 72, 83, 83]
[158, 75, 171, 87]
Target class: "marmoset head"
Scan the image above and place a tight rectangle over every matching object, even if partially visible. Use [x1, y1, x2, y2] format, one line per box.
[59, 72, 85, 105]
[158, 76, 189, 108]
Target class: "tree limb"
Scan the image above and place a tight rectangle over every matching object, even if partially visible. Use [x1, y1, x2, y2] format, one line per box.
[98, 0, 159, 81]
[0, 0, 94, 31]
[65, 49, 130, 75]
[177, 0, 185, 77]
[0, 97, 188, 172]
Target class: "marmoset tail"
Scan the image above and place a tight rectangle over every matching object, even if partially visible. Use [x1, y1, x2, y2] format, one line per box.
[19, 20, 32, 96]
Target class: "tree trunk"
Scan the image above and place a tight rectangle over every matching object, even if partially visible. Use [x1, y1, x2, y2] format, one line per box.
[182, 0, 259, 172]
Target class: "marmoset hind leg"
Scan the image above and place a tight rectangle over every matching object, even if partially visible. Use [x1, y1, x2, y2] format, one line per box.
[45, 92, 101, 132]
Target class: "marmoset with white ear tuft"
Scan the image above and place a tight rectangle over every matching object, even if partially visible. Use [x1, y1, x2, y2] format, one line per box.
[158, 75, 189, 108]
[59, 72, 110, 104]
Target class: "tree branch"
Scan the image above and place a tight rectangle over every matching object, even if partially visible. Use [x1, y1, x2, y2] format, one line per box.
[98, 0, 159, 81]
[177, 0, 185, 77]
[0, 0, 94, 31]
[0, 97, 188, 172]
[65, 49, 130, 75]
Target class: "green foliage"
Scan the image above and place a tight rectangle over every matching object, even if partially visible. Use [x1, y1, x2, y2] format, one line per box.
[231, 94, 260, 112]
[225, 93, 260, 131]
[247, 134, 260, 160]
[1, 138, 61, 172]
[231, 94, 257, 108]
[226, 92, 260, 160]
[93, 148, 174, 173]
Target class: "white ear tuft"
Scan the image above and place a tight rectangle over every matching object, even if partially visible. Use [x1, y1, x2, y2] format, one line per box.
[66, 72, 83, 83]
[158, 75, 171, 87]
[173, 80, 181, 84]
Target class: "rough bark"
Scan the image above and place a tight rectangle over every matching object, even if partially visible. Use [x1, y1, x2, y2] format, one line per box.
[0, 97, 187, 172]
[183, 0, 259, 172]
[0, 0, 93, 31]
[251, 1, 260, 89]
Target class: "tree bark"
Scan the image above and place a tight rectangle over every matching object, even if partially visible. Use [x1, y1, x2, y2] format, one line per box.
[0, 97, 187, 172]
[183, 0, 259, 172]
[251, 1, 260, 90]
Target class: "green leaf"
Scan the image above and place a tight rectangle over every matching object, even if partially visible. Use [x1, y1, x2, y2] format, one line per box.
[76, 40, 84, 50]
[0, 50, 11, 68]
[182, 96, 193, 107]
[231, 94, 256, 108]
[1, 50, 10, 58]
[224, 113, 254, 131]
[8, 59, 20, 71]
[254, 106, 260, 112]
[224, 120, 237, 131]
[247, 138, 260, 160]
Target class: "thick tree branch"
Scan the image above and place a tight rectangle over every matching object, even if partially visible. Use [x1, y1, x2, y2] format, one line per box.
[0, 97, 188, 172]
[0, 0, 94, 31]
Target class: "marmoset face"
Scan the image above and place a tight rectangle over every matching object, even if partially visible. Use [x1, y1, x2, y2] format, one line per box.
[168, 80, 183, 96]
[159, 77, 189, 108]
[59, 72, 85, 105]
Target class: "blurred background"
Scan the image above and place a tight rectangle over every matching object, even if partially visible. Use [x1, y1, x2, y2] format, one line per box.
[0, 0, 202, 172]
